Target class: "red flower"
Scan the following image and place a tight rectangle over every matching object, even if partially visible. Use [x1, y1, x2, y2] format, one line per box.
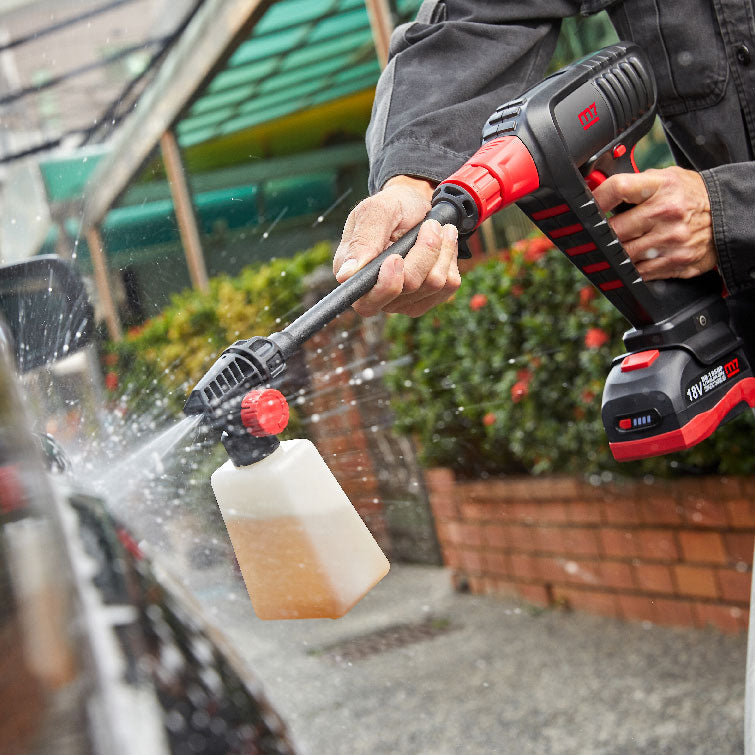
[483, 412, 497, 427]
[516, 368, 533, 383]
[511, 284, 524, 297]
[469, 293, 488, 311]
[581, 390, 595, 404]
[524, 236, 553, 263]
[105, 372, 119, 391]
[579, 286, 597, 307]
[584, 327, 609, 349]
[103, 353, 118, 367]
[511, 380, 529, 403]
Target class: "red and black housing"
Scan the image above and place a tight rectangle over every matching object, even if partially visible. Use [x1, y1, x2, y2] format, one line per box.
[432, 43, 755, 461]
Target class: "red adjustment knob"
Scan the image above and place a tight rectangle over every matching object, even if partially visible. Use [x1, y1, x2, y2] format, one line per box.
[240, 389, 289, 437]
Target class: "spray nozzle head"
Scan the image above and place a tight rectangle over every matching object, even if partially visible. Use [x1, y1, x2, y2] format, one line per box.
[220, 388, 289, 467]
[183, 335, 287, 431]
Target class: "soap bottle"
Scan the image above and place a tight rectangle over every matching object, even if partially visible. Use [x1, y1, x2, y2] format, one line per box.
[211, 388, 390, 620]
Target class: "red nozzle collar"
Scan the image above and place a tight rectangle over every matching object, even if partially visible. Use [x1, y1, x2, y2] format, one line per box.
[240, 389, 289, 437]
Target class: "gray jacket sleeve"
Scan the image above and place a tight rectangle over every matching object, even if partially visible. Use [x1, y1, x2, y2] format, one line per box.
[700, 164, 755, 296]
[366, 0, 584, 194]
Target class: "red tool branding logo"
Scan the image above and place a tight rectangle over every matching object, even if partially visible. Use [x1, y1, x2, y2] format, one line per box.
[578, 102, 599, 130]
[724, 358, 740, 378]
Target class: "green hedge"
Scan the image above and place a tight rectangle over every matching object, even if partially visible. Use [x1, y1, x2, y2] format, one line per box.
[384, 238, 755, 478]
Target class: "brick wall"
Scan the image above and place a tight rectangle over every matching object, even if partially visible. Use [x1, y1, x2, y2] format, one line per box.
[301, 311, 392, 553]
[426, 468, 755, 633]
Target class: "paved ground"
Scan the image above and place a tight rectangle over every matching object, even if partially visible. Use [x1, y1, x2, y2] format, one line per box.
[183, 562, 747, 755]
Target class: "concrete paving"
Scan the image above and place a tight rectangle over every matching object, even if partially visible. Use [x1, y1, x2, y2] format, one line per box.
[185, 563, 747, 755]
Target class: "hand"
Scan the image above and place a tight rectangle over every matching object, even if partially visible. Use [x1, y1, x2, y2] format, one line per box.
[593, 166, 717, 280]
[333, 175, 462, 317]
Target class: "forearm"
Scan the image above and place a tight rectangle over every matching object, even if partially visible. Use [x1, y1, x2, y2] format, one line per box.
[367, 0, 581, 194]
[700, 163, 755, 295]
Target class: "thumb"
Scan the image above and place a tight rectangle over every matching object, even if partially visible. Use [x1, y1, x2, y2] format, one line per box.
[334, 194, 400, 281]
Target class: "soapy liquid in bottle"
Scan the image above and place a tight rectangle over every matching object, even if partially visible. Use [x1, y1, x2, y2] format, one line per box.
[225, 510, 390, 620]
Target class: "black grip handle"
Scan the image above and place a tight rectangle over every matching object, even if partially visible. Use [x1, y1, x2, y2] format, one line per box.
[278, 201, 460, 353]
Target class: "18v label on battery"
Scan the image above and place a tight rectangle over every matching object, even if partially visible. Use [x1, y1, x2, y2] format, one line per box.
[685, 358, 740, 404]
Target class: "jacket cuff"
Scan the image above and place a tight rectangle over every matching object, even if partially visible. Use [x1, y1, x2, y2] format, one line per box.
[700, 163, 755, 295]
[368, 140, 471, 195]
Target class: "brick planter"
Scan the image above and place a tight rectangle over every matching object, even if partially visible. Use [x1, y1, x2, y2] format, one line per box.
[425, 468, 755, 633]
[297, 271, 442, 564]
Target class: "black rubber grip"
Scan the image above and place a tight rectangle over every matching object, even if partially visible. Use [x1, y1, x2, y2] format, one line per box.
[278, 201, 460, 353]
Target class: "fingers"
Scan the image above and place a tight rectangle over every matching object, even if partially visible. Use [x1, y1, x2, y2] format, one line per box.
[595, 167, 718, 282]
[593, 169, 664, 214]
[389, 257, 462, 317]
[335, 178, 460, 319]
[385, 224, 461, 316]
[352, 254, 405, 317]
[411, 222, 459, 300]
[634, 256, 703, 280]
[607, 203, 656, 243]
[352, 221, 461, 318]
[397, 218, 446, 294]
[624, 230, 715, 280]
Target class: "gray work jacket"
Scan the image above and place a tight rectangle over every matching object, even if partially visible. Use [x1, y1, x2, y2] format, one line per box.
[367, 0, 755, 296]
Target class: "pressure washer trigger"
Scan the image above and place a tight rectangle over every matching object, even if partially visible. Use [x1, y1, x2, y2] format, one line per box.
[457, 234, 472, 259]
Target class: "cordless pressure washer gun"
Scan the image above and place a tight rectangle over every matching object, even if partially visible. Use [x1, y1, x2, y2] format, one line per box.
[185, 42, 755, 468]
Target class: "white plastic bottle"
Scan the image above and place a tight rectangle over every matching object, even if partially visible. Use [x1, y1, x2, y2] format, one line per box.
[211, 436, 390, 620]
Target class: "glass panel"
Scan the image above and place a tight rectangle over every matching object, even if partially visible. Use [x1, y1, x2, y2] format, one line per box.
[253, 0, 340, 36]
[206, 58, 277, 94]
[257, 54, 353, 95]
[227, 26, 307, 67]
[278, 28, 374, 71]
[307, 6, 371, 44]
[189, 85, 255, 116]
[176, 106, 237, 135]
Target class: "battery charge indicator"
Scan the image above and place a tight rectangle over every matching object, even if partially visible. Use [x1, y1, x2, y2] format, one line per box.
[617, 412, 659, 432]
